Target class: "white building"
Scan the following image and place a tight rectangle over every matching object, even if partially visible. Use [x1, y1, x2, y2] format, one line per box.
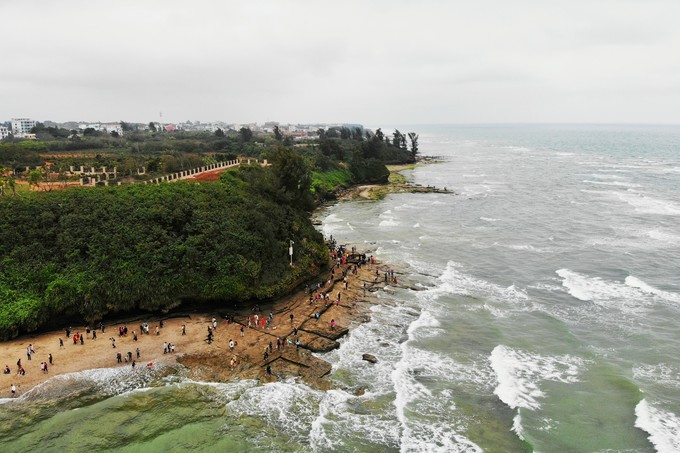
[0, 126, 10, 139]
[100, 122, 124, 136]
[11, 118, 36, 137]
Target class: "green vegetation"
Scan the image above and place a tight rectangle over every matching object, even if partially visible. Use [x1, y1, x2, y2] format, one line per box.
[0, 123, 420, 339]
[311, 168, 353, 196]
[0, 164, 327, 340]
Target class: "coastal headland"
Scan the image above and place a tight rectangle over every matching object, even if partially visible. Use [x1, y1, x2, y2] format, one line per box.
[1, 250, 401, 396]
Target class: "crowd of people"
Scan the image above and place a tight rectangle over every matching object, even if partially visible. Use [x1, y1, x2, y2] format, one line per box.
[6, 238, 382, 397]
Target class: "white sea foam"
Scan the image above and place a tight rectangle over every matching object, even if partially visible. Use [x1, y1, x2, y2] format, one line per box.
[480, 216, 499, 222]
[309, 389, 402, 451]
[582, 180, 642, 188]
[379, 219, 399, 227]
[20, 363, 172, 402]
[647, 229, 680, 244]
[635, 399, 680, 453]
[512, 410, 525, 441]
[413, 222, 420, 228]
[625, 276, 680, 303]
[490, 345, 585, 411]
[557, 269, 680, 311]
[615, 191, 680, 216]
[225, 379, 323, 441]
[589, 173, 623, 179]
[391, 310, 485, 452]
[419, 261, 530, 312]
[633, 364, 680, 390]
[493, 242, 547, 253]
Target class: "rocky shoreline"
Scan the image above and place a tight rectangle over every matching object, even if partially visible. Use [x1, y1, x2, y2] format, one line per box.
[177, 251, 400, 390]
[0, 249, 402, 396]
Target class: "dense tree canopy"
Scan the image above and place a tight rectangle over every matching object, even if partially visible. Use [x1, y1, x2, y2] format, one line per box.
[0, 170, 327, 339]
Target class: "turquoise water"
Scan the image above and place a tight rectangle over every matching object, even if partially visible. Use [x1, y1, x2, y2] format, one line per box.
[1, 125, 679, 452]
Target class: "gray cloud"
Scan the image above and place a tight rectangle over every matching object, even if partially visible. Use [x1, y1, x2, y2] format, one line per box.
[1, 0, 678, 124]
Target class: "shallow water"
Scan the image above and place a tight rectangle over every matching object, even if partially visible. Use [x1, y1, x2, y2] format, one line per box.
[2, 124, 679, 452]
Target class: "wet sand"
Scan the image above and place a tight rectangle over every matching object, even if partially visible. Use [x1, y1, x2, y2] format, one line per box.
[1, 253, 398, 397]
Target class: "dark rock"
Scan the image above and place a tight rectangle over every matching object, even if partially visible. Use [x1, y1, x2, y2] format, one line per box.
[362, 353, 378, 364]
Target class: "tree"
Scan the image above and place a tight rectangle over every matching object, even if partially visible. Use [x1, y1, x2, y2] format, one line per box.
[392, 129, 405, 148]
[148, 122, 157, 132]
[273, 125, 283, 141]
[28, 169, 43, 190]
[214, 128, 225, 138]
[408, 132, 419, 161]
[239, 127, 253, 142]
[120, 121, 134, 132]
[269, 147, 313, 210]
[374, 128, 384, 143]
[0, 166, 16, 196]
[110, 131, 120, 138]
[317, 128, 326, 140]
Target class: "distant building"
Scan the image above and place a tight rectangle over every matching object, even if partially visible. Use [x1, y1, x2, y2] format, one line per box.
[0, 126, 10, 139]
[11, 118, 36, 137]
[100, 122, 124, 136]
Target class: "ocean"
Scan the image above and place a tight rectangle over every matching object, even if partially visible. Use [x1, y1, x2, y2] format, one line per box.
[1, 124, 679, 452]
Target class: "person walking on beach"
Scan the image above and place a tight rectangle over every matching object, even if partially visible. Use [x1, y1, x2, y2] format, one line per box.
[212, 317, 217, 330]
[116, 352, 122, 363]
[240, 326, 244, 337]
[11, 384, 16, 397]
[136, 347, 140, 359]
[110, 337, 116, 348]
[92, 330, 97, 340]
[80, 334, 84, 345]
[26, 346, 32, 361]
[59, 338, 64, 348]
[48, 353, 53, 365]
[181, 324, 186, 336]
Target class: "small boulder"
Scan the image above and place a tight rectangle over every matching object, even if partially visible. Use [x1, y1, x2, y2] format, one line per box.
[362, 353, 378, 364]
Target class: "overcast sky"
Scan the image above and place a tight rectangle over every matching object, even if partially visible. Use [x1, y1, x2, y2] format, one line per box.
[1, 0, 678, 125]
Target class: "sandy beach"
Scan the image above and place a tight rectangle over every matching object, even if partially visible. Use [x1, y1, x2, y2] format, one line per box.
[1, 252, 396, 397]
